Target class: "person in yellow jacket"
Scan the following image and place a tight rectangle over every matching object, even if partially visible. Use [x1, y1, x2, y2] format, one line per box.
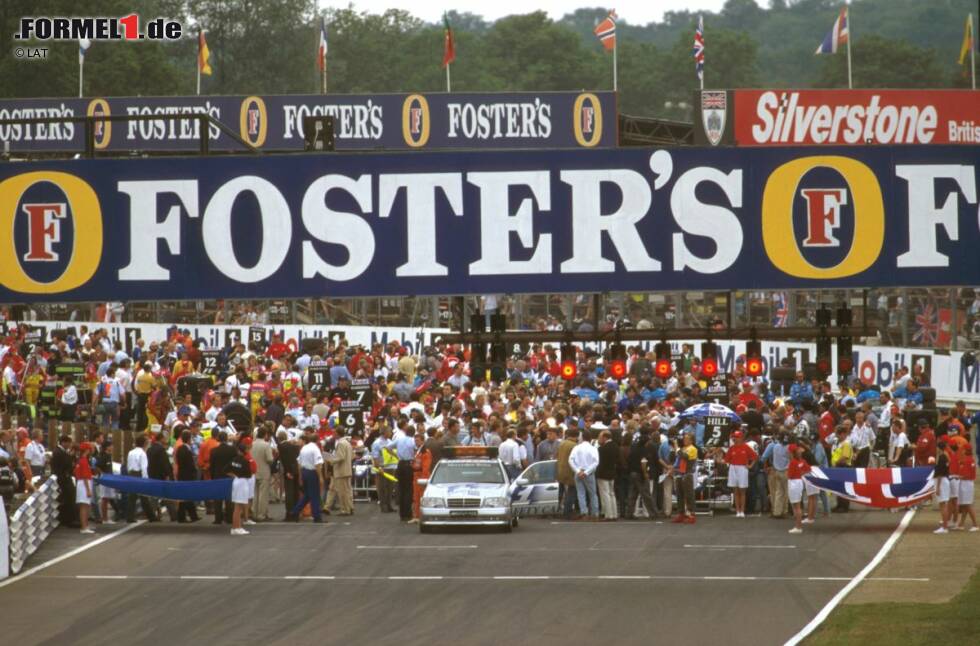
[830, 426, 854, 513]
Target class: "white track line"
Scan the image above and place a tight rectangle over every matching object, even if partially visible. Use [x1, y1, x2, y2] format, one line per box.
[684, 544, 797, 549]
[784, 508, 916, 646]
[37, 573, 929, 583]
[0, 521, 145, 589]
[356, 545, 478, 549]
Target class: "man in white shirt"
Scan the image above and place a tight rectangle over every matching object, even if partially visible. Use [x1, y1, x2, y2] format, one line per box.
[25, 430, 47, 476]
[568, 430, 600, 518]
[124, 435, 158, 522]
[290, 434, 325, 523]
[498, 429, 523, 480]
[887, 420, 910, 466]
[849, 411, 876, 467]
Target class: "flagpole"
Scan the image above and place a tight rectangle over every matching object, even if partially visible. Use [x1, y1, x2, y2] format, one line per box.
[79, 57, 84, 98]
[613, 39, 618, 92]
[446, 62, 451, 92]
[846, 9, 853, 89]
[971, 13, 976, 90]
[196, 64, 201, 96]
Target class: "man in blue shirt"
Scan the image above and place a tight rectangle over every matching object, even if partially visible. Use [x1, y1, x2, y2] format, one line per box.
[789, 372, 814, 405]
[760, 435, 790, 518]
[392, 429, 417, 521]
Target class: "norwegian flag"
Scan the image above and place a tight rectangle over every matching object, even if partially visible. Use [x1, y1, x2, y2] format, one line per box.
[693, 16, 704, 81]
[772, 291, 788, 328]
[804, 467, 935, 509]
[594, 11, 617, 51]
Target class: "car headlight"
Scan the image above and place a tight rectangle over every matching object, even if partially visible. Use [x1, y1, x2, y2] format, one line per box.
[482, 497, 509, 508]
[421, 497, 445, 508]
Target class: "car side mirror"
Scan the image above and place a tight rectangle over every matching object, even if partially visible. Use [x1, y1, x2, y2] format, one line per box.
[515, 478, 529, 486]
[416, 478, 428, 487]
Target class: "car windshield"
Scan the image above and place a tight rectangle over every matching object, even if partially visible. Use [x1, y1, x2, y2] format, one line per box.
[430, 462, 505, 485]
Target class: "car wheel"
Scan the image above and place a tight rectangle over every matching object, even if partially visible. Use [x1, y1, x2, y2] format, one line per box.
[502, 521, 513, 533]
[419, 523, 431, 534]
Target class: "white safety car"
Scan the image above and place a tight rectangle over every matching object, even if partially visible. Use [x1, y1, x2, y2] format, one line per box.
[417, 446, 517, 533]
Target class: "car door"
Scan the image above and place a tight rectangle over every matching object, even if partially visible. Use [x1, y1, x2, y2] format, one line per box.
[510, 460, 559, 516]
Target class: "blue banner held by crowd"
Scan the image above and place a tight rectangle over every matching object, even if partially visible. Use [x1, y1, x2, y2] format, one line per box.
[97, 474, 232, 501]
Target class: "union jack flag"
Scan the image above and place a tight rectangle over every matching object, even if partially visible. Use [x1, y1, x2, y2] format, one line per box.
[804, 467, 935, 509]
[913, 302, 952, 346]
[772, 291, 788, 328]
[693, 16, 705, 81]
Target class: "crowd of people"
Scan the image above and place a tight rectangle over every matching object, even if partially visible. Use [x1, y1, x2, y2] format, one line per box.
[1, 323, 978, 537]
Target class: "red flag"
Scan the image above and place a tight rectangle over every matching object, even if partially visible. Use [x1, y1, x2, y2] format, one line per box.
[442, 13, 456, 68]
[594, 11, 617, 51]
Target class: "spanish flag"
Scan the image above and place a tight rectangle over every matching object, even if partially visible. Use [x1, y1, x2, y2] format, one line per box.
[198, 30, 212, 75]
[959, 14, 974, 66]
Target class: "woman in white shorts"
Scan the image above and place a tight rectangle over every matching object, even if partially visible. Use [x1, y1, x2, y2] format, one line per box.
[954, 445, 977, 531]
[933, 440, 952, 534]
[74, 443, 95, 534]
[227, 444, 253, 536]
[96, 439, 118, 525]
[786, 444, 810, 534]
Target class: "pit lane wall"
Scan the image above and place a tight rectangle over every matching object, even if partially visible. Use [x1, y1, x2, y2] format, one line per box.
[8, 321, 979, 406]
[0, 146, 977, 303]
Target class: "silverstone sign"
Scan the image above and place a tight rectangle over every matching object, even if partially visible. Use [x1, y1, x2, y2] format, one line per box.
[732, 89, 980, 146]
[0, 91, 615, 152]
[0, 146, 978, 303]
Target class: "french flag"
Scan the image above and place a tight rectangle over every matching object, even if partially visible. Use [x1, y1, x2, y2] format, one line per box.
[317, 17, 328, 72]
[816, 7, 848, 54]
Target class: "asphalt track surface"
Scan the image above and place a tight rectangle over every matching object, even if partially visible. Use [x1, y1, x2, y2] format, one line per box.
[1, 505, 910, 646]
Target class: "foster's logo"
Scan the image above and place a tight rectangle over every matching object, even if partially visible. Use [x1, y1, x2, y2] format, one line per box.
[761, 156, 884, 279]
[0, 172, 103, 294]
[239, 96, 268, 147]
[401, 94, 430, 147]
[573, 93, 603, 147]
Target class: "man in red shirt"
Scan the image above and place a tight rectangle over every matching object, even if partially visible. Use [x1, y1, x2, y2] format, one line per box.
[723, 430, 758, 518]
[913, 418, 936, 466]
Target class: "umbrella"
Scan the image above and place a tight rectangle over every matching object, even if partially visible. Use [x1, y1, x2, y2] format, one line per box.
[678, 402, 741, 424]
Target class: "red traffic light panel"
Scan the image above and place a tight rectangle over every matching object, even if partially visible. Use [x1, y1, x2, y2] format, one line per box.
[655, 359, 672, 379]
[700, 341, 718, 378]
[745, 340, 763, 377]
[608, 343, 627, 380]
[560, 344, 577, 381]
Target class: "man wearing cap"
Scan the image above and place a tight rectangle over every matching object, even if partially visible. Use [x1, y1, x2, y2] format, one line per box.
[723, 430, 757, 518]
[913, 418, 936, 467]
[391, 427, 417, 522]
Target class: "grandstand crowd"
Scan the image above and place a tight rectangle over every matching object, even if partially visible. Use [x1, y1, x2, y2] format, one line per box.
[1, 322, 978, 536]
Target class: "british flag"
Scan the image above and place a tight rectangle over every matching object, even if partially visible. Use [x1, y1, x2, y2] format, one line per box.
[772, 291, 788, 328]
[693, 16, 705, 81]
[804, 467, 935, 509]
[914, 302, 952, 347]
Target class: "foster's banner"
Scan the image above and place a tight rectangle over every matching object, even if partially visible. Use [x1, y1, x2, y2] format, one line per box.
[0, 91, 615, 152]
[733, 89, 980, 146]
[0, 146, 978, 302]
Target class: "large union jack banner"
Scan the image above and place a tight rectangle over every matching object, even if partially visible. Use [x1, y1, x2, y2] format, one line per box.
[804, 467, 935, 509]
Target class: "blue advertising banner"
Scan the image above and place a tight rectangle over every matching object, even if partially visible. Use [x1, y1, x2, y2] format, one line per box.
[0, 91, 615, 152]
[0, 145, 977, 303]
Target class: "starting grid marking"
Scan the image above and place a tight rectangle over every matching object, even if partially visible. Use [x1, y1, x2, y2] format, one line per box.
[37, 574, 930, 583]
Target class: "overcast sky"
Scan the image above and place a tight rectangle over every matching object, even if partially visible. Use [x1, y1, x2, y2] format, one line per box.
[326, 1, 741, 25]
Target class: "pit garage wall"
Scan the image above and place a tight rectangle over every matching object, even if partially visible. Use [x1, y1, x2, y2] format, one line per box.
[13, 320, 980, 405]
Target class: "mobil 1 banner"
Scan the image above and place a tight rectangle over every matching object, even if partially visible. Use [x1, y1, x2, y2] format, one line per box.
[339, 400, 364, 435]
[0, 91, 615, 152]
